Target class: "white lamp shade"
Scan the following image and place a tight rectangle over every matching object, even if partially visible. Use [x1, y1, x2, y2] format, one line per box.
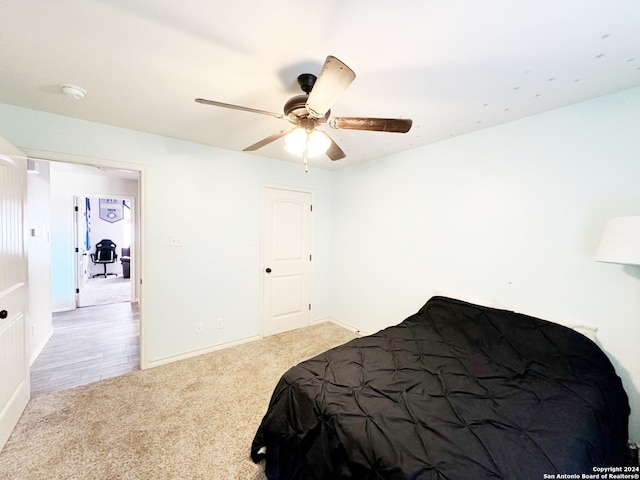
[595, 216, 640, 266]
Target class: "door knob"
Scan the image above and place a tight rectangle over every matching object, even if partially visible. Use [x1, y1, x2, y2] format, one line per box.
[0, 310, 7, 319]
[265, 268, 272, 273]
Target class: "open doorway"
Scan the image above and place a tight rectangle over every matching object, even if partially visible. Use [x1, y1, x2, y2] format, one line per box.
[76, 195, 134, 308]
[28, 159, 142, 395]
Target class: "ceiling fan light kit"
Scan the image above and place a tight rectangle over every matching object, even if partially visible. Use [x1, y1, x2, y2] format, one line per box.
[196, 55, 412, 170]
[285, 128, 331, 158]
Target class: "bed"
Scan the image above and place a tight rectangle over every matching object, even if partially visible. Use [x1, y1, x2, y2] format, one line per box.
[251, 296, 630, 479]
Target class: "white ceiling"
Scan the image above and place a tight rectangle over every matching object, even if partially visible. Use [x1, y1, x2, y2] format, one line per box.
[2, 1, 640, 170]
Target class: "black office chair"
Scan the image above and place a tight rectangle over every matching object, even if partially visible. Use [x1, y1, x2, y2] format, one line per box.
[90, 239, 118, 278]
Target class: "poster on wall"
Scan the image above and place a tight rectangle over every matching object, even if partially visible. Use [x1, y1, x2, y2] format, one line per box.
[99, 198, 124, 223]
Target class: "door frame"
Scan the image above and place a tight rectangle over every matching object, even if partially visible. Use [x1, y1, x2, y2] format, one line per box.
[20, 148, 149, 369]
[74, 194, 136, 307]
[259, 183, 314, 338]
[73, 195, 90, 303]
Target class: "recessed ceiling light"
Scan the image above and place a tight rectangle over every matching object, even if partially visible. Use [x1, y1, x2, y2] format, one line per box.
[61, 84, 87, 100]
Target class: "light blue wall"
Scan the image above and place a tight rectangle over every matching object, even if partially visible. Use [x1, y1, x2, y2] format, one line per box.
[26, 160, 53, 363]
[331, 86, 640, 442]
[0, 104, 334, 365]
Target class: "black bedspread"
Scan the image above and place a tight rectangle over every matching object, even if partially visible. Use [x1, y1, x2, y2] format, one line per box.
[252, 296, 630, 479]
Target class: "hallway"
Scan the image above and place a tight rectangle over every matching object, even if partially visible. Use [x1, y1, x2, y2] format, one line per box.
[31, 302, 139, 396]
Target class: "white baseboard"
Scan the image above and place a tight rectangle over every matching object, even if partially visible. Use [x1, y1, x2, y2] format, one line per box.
[52, 305, 74, 313]
[312, 316, 369, 337]
[29, 326, 54, 366]
[144, 318, 369, 370]
[143, 335, 261, 370]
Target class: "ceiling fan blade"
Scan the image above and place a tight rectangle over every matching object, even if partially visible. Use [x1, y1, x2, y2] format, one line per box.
[195, 98, 284, 119]
[306, 56, 356, 119]
[325, 134, 346, 161]
[330, 117, 413, 133]
[242, 129, 294, 152]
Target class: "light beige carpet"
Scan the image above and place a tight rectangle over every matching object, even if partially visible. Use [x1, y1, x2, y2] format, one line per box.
[0, 322, 358, 480]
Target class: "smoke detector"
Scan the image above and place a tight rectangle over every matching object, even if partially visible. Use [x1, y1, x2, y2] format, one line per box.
[61, 84, 87, 100]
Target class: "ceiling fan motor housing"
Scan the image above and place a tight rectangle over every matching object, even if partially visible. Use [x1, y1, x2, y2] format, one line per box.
[283, 73, 329, 122]
[297, 73, 316, 93]
[284, 94, 329, 124]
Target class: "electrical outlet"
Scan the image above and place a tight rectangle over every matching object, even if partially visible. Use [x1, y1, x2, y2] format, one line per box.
[169, 237, 182, 247]
[216, 318, 223, 330]
[195, 322, 203, 334]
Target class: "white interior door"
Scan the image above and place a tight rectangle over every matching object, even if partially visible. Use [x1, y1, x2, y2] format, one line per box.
[262, 186, 312, 336]
[0, 138, 29, 450]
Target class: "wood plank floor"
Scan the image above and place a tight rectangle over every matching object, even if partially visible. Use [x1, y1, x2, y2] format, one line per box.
[31, 302, 140, 396]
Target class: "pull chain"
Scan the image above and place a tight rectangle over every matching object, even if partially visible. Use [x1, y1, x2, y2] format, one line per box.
[303, 132, 309, 173]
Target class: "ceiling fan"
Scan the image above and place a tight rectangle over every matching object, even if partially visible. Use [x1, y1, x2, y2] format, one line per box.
[195, 55, 412, 168]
